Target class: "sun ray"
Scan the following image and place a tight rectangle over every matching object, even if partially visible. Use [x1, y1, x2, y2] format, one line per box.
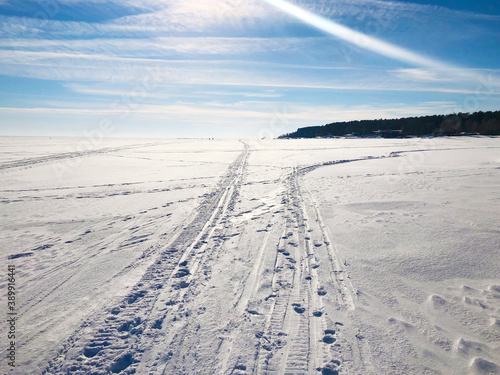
[264, 0, 452, 71]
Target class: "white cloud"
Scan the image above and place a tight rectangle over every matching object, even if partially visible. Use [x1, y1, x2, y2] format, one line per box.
[277, 101, 461, 122]
[265, 0, 452, 69]
[112, 0, 281, 33]
[1, 49, 498, 96]
[0, 36, 309, 56]
[263, 0, 500, 95]
[1, 0, 498, 41]
[0, 100, 464, 132]
[67, 85, 283, 99]
[195, 91, 282, 98]
[65, 85, 158, 98]
[0, 0, 499, 138]
[390, 68, 451, 82]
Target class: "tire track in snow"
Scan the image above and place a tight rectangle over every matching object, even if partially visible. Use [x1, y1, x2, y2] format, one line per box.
[11, 217, 178, 368]
[255, 157, 378, 375]
[146, 142, 250, 374]
[253, 168, 333, 375]
[42, 142, 249, 375]
[280, 170, 314, 375]
[303, 182, 355, 312]
[254, 172, 301, 375]
[40, 150, 396, 374]
[296, 175, 328, 374]
[300, 161, 378, 374]
[0, 142, 164, 171]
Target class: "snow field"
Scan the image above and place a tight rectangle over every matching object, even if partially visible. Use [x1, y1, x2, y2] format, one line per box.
[0, 136, 498, 374]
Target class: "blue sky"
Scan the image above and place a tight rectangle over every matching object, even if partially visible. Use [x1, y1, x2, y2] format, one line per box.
[0, 0, 499, 138]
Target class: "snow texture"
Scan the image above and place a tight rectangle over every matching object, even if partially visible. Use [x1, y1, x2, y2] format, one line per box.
[0, 136, 499, 375]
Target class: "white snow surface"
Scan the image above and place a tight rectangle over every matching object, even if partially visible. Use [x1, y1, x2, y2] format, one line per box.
[0, 136, 499, 375]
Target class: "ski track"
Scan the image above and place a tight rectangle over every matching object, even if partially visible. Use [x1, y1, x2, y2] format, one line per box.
[42, 142, 249, 374]
[31, 147, 426, 374]
[0, 142, 166, 171]
[251, 165, 358, 375]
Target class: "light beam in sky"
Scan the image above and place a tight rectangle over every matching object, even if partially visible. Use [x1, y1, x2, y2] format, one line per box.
[264, 0, 452, 71]
[263, 0, 500, 93]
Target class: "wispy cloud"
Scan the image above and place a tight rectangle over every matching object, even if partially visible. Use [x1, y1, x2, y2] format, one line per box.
[263, 0, 500, 93]
[303, 0, 500, 21]
[0, 0, 277, 38]
[265, 0, 450, 69]
[390, 68, 454, 83]
[1, 0, 497, 43]
[68, 85, 283, 99]
[112, 0, 279, 33]
[0, 36, 311, 56]
[2, 52, 498, 96]
[1, 0, 499, 137]
[0, 100, 465, 136]
[195, 91, 282, 98]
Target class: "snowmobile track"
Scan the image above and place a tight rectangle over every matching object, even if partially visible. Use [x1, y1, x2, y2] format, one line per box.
[42, 142, 249, 375]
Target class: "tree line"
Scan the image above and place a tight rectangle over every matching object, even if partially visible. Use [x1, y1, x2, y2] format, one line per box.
[278, 110, 500, 138]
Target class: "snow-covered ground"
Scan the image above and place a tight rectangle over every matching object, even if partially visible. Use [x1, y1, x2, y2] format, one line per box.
[0, 137, 499, 375]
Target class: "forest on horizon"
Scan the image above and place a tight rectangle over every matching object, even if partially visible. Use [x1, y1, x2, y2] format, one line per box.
[279, 110, 500, 138]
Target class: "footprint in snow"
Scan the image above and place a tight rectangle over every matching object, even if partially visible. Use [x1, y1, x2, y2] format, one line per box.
[318, 359, 341, 375]
[322, 329, 336, 344]
[470, 357, 498, 374]
[292, 304, 305, 314]
[455, 338, 486, 355]
[428, 294, 446, 309]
